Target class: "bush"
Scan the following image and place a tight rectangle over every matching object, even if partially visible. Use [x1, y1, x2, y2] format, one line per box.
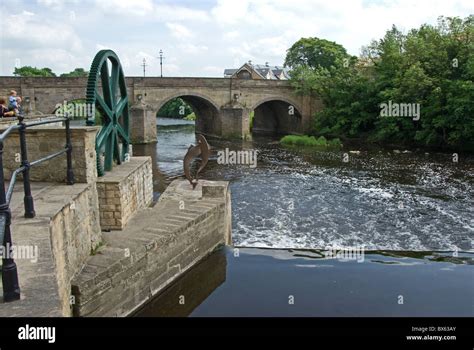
[280, 135, 342, 148]
[184, 112, 196, 121]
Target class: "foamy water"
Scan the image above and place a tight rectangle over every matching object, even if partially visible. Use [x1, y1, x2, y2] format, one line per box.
[139, 120, 474, 252]
[204, 141, 474, 252]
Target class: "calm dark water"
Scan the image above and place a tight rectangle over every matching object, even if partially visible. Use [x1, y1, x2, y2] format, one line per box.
[135, 246, 474, 317]
[132, 117, 474, 317]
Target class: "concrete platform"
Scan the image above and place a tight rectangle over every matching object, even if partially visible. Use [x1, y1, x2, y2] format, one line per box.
[0, 182, 94, 316]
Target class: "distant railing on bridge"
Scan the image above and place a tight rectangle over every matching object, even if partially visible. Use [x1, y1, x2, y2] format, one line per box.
[0, 114, 62, 127]
[0, 113, 74, 302]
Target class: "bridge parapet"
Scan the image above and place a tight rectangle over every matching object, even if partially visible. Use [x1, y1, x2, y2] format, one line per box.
[0, 76, 322, 139]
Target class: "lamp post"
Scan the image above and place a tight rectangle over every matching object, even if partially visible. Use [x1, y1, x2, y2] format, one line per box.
[142, 58, 147, 98]
[142, 58, 147, 78]
[0, 141, 20, 302]
[158, 49, 164, 78]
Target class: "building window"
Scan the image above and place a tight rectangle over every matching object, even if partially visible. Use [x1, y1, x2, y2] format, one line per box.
[237, 70, 251, 79]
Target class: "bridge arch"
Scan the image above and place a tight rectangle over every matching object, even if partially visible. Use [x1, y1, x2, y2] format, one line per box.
[152, 92, 221, 137]
[251, 97, 303, 135]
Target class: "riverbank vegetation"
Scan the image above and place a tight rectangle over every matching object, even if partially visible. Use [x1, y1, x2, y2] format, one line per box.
[286, 16, 474, 152]
[281, 135, 342, 148]
[249, 111, 255, 131]
[156, 97, 195, 120]
[184, 112, 196, 121]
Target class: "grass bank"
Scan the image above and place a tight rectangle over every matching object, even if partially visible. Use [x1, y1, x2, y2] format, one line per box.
[280, 135, 343, 148]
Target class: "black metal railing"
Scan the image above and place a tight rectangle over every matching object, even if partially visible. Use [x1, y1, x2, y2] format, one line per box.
[0, 113, 74, 302]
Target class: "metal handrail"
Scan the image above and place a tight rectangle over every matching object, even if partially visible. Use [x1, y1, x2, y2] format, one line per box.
[0, 113, 74, 303]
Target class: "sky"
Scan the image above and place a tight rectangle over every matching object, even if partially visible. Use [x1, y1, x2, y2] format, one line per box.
[0, 0, 472, 77]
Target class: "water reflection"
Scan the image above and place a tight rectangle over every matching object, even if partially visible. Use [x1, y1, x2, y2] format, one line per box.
[133, 248, 227, 317]
[137, 246, 474, 317]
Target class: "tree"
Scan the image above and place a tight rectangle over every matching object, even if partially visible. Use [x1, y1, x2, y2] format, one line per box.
[13, 66, 56, 77]
[157, 98, 193, 118]
[60, 68, 88, 77]
[284, 37, 354, 70]
[288, 15, 474, 151]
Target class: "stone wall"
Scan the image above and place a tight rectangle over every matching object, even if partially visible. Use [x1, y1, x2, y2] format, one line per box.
[0, 126, 99, 184]
[96, 157, 153, 230]
[1, 183, 102, 317]
[0, 115, 62, 128]
[0, 76, 322, 139]
[71, 179, 232, 316]
[48, 184, 102, 315]
[130, 103, 157, 144]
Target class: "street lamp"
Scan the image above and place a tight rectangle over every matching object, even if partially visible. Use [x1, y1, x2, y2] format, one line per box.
[0, 209, 20, 302]
[158, 49, 164, 78]
[141, 58, 148, 97]
[0, 141, 20, 302]
[142, 58, 147, 78]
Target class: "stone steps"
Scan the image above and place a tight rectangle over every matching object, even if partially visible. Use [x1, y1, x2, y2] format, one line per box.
[70, 180, 231, 317]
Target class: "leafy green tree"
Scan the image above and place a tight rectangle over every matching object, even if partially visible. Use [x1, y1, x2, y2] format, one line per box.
[13, 66, 56, 77]
[157, 98, 193, 118]
[288, 15, 474, 151]
[60, 68, 88, 77]
[284, 37, 354, 70]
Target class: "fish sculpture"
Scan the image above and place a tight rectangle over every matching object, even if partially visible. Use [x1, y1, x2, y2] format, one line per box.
[183, 134, 210, 189]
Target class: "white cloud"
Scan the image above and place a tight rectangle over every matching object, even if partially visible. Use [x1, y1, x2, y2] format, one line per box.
[94, 0, 210, 21]
[166, 23, 194, 39]
[153, 4, 210, 22]
[177, 44, 208, 54]
[1, 0, 472, 76]
[211, 0, 473, 56]
[96, 0, 154, 16]
[203, 65, 224, 76]
[212, 0, 254, 25]
[2, 11, 83, 51]
[223, 31, 240, 40]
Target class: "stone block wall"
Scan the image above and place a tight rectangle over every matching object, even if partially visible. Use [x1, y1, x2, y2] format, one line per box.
[4, 183, 103, 317]
[71, 179, 232, 317]
[96, 157, 153, 230]
[47, 184, 102, 315]
[130, 103, 157, 144]
[0, 76, 320, 139]
[220, 107, 250, 139]
[0, 126, 99, 184]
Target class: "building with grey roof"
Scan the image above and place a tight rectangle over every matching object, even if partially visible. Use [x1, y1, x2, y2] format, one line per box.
[224, 62, 290, 80]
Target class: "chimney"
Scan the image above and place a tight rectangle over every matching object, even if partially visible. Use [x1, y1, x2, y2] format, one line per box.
[265, 62, 269, 67]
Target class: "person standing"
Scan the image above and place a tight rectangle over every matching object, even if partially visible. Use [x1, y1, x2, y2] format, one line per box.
[15, 96, 23, 114]
[0, 97, 16, 118]
[8, 90, 18, 110]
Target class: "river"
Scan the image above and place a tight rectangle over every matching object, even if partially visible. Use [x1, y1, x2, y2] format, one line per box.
[132, 117, 474, 317]
[135, 118, 473, 252]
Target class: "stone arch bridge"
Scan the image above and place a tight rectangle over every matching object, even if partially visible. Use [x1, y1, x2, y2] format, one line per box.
[0, 77, 322, 139]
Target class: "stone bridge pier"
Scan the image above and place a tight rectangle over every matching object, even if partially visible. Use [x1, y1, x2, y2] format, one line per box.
[0, 77, 323, 142]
